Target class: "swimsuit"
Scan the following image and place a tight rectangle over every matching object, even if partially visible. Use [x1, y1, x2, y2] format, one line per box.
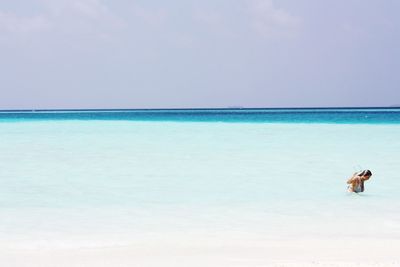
[348, 177, 363, 193]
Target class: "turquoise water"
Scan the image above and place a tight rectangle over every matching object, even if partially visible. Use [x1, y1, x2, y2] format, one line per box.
[1, 108, 400, 123]
[1, 109, 400, 248]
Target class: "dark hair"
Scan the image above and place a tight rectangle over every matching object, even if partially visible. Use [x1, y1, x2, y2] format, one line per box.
[359, 170, 372, 176]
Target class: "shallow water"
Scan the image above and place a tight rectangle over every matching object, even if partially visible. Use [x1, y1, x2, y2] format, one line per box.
[0, 109, 400, 248]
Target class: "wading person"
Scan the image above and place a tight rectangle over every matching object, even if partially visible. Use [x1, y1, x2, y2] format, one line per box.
[347, 170, 372, 193]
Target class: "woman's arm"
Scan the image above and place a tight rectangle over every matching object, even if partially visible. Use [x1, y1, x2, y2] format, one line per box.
[347, 175, 357, 184]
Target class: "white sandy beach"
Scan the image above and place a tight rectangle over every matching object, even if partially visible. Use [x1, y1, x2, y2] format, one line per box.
[1, 235, 400, 267]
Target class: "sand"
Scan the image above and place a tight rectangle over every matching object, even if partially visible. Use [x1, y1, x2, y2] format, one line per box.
[1, 236, 399, 267]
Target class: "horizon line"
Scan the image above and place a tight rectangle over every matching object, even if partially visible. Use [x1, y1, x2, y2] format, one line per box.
[0, 106, 399, 112]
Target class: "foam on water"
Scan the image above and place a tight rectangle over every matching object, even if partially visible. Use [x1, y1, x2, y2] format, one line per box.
[1, 110, 400, 248]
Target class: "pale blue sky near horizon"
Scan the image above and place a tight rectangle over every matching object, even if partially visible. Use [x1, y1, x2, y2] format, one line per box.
[0, 0, 399, 109]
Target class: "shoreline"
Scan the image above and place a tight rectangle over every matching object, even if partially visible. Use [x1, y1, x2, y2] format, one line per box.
[1, 237, 399, 267]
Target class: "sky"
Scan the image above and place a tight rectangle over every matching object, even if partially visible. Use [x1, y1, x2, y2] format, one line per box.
[0, 0, 399, 109]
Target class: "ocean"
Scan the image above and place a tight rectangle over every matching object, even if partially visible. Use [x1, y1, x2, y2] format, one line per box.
[1, 108, 400, 249]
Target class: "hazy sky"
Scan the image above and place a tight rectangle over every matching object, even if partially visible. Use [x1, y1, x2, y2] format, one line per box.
[1, 0, 399, 109]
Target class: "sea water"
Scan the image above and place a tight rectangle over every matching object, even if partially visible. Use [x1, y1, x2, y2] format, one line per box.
[1, 108, 400, 248]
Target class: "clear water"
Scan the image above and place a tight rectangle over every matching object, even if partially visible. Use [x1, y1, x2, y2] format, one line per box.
[1, 108, 400, 124]
[1, 109, 400, 248]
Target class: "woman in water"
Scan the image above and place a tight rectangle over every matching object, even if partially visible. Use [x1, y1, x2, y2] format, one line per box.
[347, 170, 372, 193]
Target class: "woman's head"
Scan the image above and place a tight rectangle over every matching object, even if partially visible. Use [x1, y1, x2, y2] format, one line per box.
[359, 169, 372, 180]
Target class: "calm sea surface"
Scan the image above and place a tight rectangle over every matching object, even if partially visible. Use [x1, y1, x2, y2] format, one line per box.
[1, 108, 400, 248]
